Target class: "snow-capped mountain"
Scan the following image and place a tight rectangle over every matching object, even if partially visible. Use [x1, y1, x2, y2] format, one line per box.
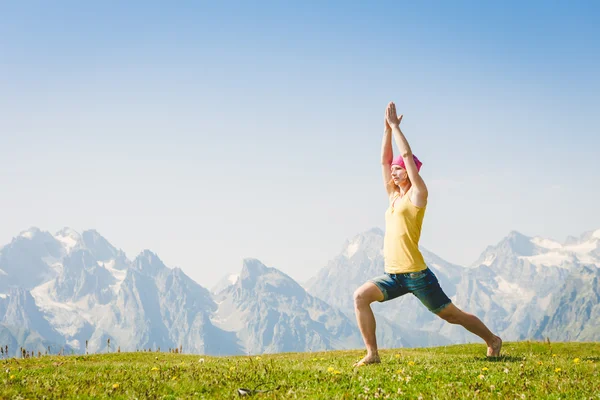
[305, 228, 464, 345]
[0, 287, 70, 356]
[211, 258, 362, 354]
[453, 229, 600, 341]
[211, 272, 240, 295]
[1, 228, 240, 355]
[0, 228, 63, 291]
[533, 265, 600, 341]
[1, 226, 598, 356]
[307, 228, 600, 345]
[0, 228, 361, 356]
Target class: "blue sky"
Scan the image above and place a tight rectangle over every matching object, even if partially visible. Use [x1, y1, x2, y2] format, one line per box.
[1, 1, 599, 287]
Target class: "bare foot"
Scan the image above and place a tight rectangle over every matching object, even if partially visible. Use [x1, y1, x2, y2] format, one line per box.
[353, 354, 381, 367]
[487, 336, 502, 357]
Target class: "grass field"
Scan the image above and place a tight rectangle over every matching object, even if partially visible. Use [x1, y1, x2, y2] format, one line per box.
[1, 342, 598, 399]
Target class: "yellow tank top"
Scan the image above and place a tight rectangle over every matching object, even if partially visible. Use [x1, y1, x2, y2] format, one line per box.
[383, 190, 427, 273]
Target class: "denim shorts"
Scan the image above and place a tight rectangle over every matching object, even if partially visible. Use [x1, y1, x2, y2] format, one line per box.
[368, 268, 452, 314]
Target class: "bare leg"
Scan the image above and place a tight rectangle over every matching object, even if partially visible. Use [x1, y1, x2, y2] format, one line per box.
[437, 304, 503, 357]
[353, 282, 384, 366]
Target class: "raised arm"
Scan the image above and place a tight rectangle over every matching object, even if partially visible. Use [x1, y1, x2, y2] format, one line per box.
[386, 102, 428, 204]
[381, 115, 396, 198]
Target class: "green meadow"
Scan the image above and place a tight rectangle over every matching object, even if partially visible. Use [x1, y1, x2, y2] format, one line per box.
[1, 342, 598, 399]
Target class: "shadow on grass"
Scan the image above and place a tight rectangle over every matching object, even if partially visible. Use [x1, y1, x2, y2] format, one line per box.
[583, 357, 600, 362]
[473, 355, 525, 362]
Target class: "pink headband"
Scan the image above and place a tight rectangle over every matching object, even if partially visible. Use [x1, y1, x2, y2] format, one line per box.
[392, 154, 423, 172]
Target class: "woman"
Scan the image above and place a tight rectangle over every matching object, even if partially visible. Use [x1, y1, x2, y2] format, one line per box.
[352, 102, 502, 367]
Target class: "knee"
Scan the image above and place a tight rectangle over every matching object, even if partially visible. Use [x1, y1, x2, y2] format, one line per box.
[353, 289, 371, 308]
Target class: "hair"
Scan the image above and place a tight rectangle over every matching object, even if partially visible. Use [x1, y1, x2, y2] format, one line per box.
[388, 177, 412, 193]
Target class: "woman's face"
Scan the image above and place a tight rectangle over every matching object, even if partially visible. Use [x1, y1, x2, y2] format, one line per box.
[391, 165, 408, 184]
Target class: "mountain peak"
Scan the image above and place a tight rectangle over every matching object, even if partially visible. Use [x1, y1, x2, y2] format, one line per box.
[54, 227, 82, 252]
[211, 272, 241, 294]
[240, 258, 268, 278]
[140, 249, 159, 259]
[507, 230, 529, 239]
[471, 231, 536, 267]
[81, 230, 120, 261]
[55, 227, 80, 237]
[342, 227, 384, 259]
[81, 229, 102, 239]
[500, 230, 536, 256]
[18, 227, 41, 240]
[133, 250, 167, 276]
[233, 259, 307, 303]
[579, 229, 600, 243]
[367, 227, 384, 236]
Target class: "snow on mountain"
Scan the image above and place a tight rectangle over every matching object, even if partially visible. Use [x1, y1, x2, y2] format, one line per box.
[30, 247, 238, 355]
[30, 279, 94, 349]
[531, 237, 562, 249]
[306, 229, 461, 313]
[100, 259, 128, 295]
[2, 226, 599, 354]
[439, 229, 599, 341]
[520, 252, 574, 268]
[307, 227, 600, 346]
[306, 228, 385, 312]
[19, 228, 38, 240]
[211, 273, 240, 295]
[477, 230, 600, 269]
[304, 229, 464, 348]
[524, 236, 599, 268]
[54, 227, 82, 253]
[0, 287, 68, 347]
[212, 258, 362, 354]
[0, 228, 63, 290]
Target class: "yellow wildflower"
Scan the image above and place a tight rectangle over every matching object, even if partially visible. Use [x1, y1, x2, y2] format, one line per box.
[327, 367, 335, 372]
[555, 368, 561, 372]
[573, 358, 580, 364]
[151, 367, 159, 371]
[396, 369, 404, 374]
[333, 370, 341, 375]
[482, 367, 489, 371]
[552, 354, 557, 357]
[9, 375, 15, 380]
[112, 384, 119, 389]
[171, 376, 177, 381]
[537, 361, 543, 365]
[255, 356, 262, 361]
[408, 361, 415, 366]
[395, 354, 401, 358]
[478, 374, 485, 380]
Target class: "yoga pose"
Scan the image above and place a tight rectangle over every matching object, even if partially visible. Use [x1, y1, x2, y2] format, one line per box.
[353, 102, 502, 366]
